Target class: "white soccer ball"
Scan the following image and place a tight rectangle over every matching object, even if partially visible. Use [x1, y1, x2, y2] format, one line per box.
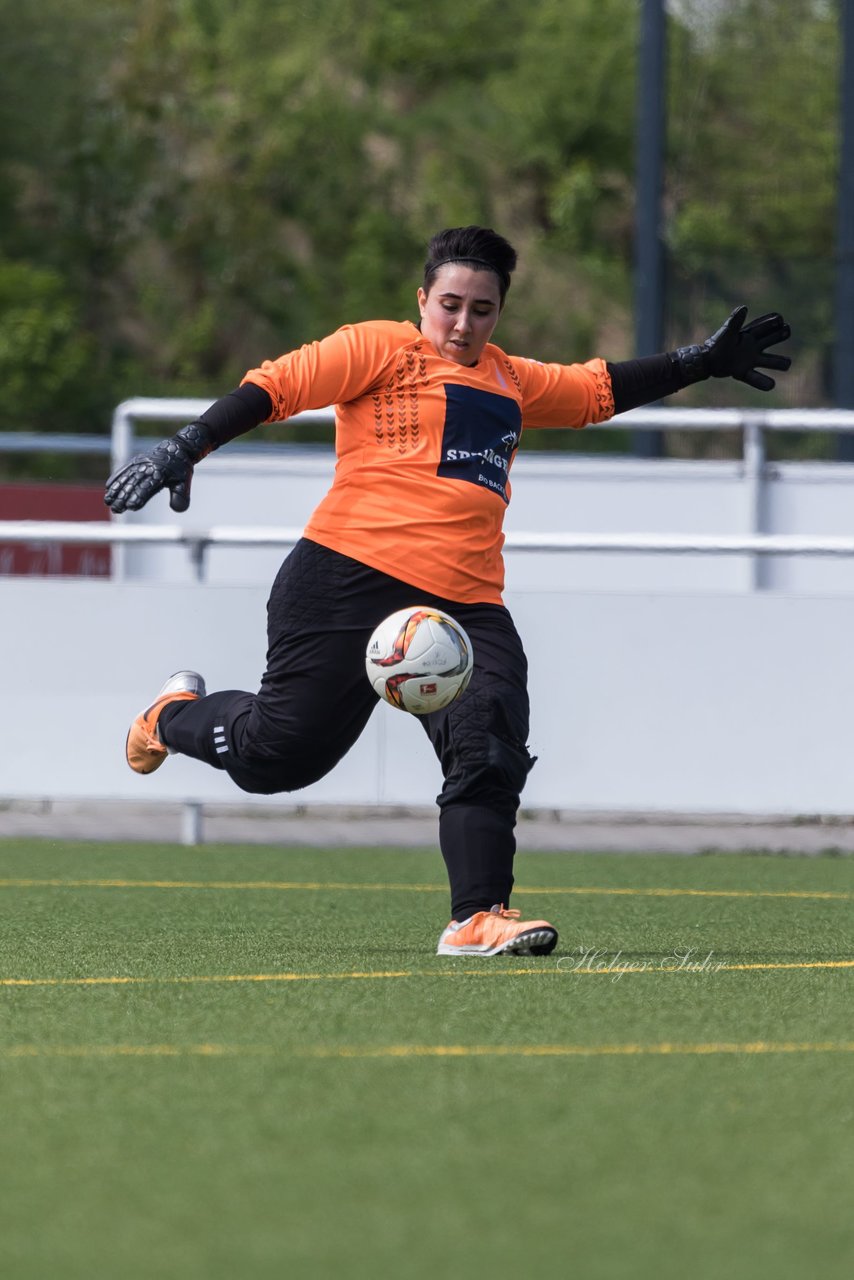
[365, 606, 474, 715]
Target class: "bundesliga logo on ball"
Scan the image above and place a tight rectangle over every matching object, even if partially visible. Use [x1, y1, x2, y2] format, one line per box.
[365, 607, 473, 715]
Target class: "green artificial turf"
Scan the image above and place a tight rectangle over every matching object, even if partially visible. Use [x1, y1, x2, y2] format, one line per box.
[0, 840, 852, 1280]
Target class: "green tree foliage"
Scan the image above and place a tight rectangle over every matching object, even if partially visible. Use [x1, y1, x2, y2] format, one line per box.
[666, 0, 838, 405]
[0, 0, 842, 437]
[0, 261, 99, 432]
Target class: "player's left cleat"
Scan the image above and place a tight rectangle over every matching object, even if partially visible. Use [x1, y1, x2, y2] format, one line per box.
[126, 670, 206, 774]
[436, 905, 558, 957]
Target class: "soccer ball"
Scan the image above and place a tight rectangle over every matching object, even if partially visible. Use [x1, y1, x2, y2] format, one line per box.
[365, 606, 474, 715]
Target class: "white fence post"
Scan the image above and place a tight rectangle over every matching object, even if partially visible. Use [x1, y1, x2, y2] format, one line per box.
[742, 414, 767, 592]
[181, 802, 203, 847]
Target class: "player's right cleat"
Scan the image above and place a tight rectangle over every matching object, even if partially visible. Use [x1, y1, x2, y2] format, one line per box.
[436, 905, 558, 957]
[125, 671, 206, 774]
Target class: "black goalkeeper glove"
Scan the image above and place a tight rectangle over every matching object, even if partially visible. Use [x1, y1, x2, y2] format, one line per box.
[104, 422, 216, 514]
[674, 306, 792, 392]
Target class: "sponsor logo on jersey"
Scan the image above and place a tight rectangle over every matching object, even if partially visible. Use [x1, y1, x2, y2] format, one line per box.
[437, 384, 522, 503]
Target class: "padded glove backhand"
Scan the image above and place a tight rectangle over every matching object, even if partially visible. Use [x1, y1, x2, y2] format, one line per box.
[675, 306, 792, 391]
[104, 423, 214, 514]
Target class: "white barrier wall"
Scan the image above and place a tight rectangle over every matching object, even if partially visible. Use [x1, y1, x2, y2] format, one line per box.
[3, 576, 853, 816]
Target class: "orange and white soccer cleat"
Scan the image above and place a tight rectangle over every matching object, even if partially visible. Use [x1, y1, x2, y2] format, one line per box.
[436, 905, 558, 957]
[125, 670, 206, 774]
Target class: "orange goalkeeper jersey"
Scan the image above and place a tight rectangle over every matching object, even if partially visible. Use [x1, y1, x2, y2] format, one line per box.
[242, 319, 614, 604]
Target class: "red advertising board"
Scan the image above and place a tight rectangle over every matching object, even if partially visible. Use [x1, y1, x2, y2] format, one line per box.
[0, 484, 111, 577]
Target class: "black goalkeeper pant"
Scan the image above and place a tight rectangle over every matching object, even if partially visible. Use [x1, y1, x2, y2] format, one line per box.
[158, 539, 536, 921]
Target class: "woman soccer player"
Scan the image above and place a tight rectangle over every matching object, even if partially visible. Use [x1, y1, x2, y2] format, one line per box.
[104, 225, 791, 957]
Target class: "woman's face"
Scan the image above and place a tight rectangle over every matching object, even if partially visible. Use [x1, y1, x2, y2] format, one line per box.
[417, 264, 502, 365]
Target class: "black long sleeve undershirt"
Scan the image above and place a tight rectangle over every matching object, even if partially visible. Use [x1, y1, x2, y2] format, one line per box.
[196, 382, 273, 448]
[606, 352, 688, 415]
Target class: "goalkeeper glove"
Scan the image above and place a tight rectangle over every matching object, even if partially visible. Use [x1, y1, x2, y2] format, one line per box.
[674, 306, 792, 391]
[104, 422, 216, 514]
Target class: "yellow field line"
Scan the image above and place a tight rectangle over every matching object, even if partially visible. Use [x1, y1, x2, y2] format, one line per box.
[2, 958, 853, 989]
[1, 1043, 260, 1059]
[3, 1040, 854, 1061]
[309, 1040, 854, 1059]
[0, 971, 411, 987]
[585, 959, 854, 976]
[0, 878, 850, 902]
[0, 878, 435, 892]
[539, 886, 854, 902]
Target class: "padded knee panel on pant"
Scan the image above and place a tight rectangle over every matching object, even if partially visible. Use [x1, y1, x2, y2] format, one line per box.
[487, 727, 537, 794]
[439, 730, 536, 810]
[433, 689, 536, 811]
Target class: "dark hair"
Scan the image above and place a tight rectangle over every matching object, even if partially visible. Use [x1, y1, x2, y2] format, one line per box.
[423, 226, 518, 306]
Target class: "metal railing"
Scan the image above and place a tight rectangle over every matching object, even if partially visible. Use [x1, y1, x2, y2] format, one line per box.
[102, 403, 854, 586]
[4, 404, 854, 585]
[3, 404, 854, 473]
[3, 521, 854, 582]
[106, 400, 854, 470]
[101, 400, 854, 590]
[0, 433, 112, 456]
